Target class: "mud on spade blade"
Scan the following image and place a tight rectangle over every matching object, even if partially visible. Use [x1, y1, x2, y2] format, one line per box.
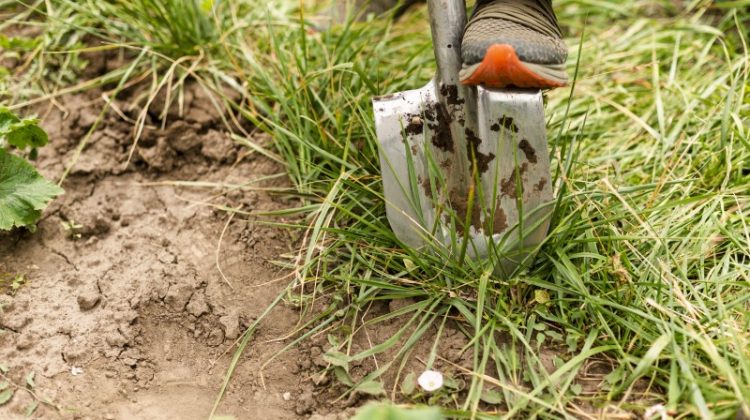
[373, 0, 554, 277]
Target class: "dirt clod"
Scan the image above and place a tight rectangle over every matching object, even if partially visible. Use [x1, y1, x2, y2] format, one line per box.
[450, 188, 483, 234]
[186, 291, 210, 317]
[2, 314, 31, 331]
[138, 137, 176, 171]
[165, 283, 195, 311]
[296, 391, 316, 415]
[77, 107, 99, 129]
[404, 114, 424, 136]
[491, 206, 508, 233]
[77, 288, 101, 311]
[207, 328, 225, 347]
[200, 129, 237, 162]
[166, 121, 203, 152]
[16, 333, 34, 350]
[219, 312, 240, 340]
[105, 331, 128, 347]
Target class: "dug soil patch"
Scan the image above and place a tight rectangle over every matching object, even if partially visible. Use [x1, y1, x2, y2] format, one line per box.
[0, 86, 345, 419]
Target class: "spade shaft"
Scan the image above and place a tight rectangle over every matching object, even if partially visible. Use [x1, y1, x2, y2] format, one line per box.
[427, 0, 476, 208]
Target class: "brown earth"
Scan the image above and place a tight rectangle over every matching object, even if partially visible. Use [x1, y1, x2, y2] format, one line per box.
[0, 80, 362, 419]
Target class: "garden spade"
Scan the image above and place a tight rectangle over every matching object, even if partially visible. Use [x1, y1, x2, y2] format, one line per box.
[373, 0, 554, 276]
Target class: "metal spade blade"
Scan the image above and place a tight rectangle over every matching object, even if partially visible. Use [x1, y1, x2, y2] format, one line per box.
[373, 0, 554, 276]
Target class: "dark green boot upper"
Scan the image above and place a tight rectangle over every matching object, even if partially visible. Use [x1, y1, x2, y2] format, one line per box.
[461, 0, 568, 85]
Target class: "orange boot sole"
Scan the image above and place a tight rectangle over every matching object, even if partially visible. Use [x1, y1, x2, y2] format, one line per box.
[461, 44, 566, 89]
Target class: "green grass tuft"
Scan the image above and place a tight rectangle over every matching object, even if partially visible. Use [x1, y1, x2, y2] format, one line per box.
[212, 1, 750, 417]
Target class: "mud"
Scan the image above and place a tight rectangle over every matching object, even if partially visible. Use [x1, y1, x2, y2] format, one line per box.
[490, 116, 519, 133]
[534, 178, 548, 193]
[518, 139, 538, 164]
[418, 176, 433, 199]
[464, 128, 495, 174]
[491, 206, 508, 233]
[404, 114, 424, 137]
[449, 189, 483, 235]
[424, 103, 454, 152]
[500, 163, 530, 199]
[448, 189, 511, 235]
[439, 83, 465, 106]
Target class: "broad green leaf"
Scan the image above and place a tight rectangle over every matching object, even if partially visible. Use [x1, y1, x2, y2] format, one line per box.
[333, 367, 353, 387]
[401, 372, 416, 396]
[0, 108, 47, 150]
[6, 123, 48, 150]
[480, 389, 504, 405]
[0, 388, 13, 405]
[0, 34, 40, 50]
[534, 289, 551, 305]
[322, 350, 350, 370]
[0, 149, 63, 230]
[442, 375, 460, 390]
[355, 379, 385, 396]
[0, 108, 20, 132]
[352, 403, 444, 420]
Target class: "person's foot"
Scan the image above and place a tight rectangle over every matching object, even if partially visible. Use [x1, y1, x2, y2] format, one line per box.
[459, 0, 568, 89]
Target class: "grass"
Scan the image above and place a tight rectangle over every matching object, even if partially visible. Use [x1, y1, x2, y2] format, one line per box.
[2, 0, 750, 418]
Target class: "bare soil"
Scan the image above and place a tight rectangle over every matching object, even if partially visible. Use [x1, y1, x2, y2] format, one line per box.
[0, 83, 348, 419]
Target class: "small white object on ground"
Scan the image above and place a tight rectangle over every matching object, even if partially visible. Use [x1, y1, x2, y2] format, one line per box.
[417, 370, 443, 392]
[282, 391, 292, 401]
[643, 403, 667, 420]
[71, 366, 84, 376]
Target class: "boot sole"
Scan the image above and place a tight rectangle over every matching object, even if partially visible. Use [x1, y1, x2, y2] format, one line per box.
[460, 44, 566, 89]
